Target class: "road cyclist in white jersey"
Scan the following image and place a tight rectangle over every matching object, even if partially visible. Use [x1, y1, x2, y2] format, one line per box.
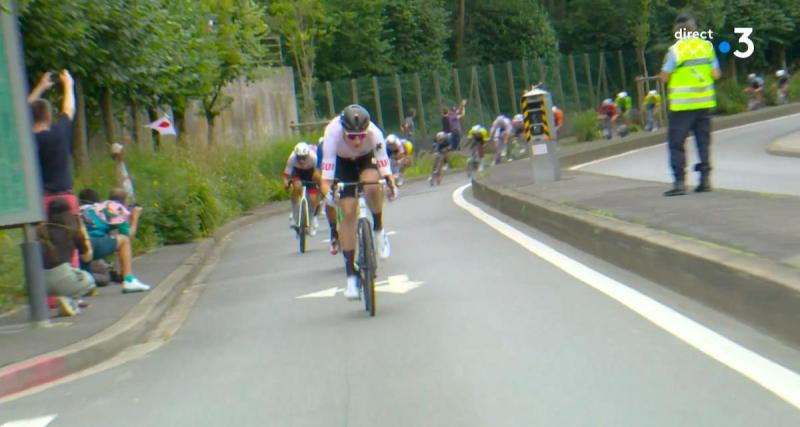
[282, 142, 320, 236]
[319, 104, 397, 300]
[489, 115, 512, 165]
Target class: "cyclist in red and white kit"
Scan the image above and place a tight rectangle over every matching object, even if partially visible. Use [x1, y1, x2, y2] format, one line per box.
[319, 104, 397, 300]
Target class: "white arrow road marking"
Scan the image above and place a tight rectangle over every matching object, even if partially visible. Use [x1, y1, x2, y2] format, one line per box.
[453, 183, 800, 410]
[375, 274, 423, 294]
[386, 231, 397, 236]
[1, 415, 57, 427]
[297, 274, 423, 299]
[296, 287, 341, 299]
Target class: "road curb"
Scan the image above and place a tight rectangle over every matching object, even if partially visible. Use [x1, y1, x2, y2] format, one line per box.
[471, 179, 800, 347]
[766, 130, 800, 158]
[0, 201, 290, 399]
[558, 103, 800, 168]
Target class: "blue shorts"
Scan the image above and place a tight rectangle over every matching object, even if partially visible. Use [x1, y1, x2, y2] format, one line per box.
[91, 236, 118, 259]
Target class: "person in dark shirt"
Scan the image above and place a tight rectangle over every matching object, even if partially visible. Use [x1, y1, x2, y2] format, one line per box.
[28, 70, 77, 216]
[38, 198, 95, 316]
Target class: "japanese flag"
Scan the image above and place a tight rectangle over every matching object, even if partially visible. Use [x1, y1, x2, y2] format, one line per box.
[147, 116, 177, 136]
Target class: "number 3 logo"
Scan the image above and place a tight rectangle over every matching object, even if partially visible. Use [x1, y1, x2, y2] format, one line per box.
[733, 27, 754, 59]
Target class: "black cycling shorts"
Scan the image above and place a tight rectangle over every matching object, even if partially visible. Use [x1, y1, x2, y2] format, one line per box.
[335, 153, 377, 198]
[292, 168, 315, 183]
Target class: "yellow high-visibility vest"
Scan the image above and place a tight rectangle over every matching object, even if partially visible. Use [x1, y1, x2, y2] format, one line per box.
[667, 38, 717, 111]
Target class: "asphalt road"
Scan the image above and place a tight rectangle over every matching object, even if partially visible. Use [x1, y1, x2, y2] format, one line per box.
[1, 177, 799, 426]
[575, 113, 800, 196]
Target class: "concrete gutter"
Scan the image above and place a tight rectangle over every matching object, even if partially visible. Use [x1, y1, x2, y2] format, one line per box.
[0, 201, 290, 399]
[472, 104, 800, 348]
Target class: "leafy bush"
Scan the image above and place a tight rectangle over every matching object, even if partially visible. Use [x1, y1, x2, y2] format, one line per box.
[0, 230, 24, 311]
[715, 80, 748, 114]
[789, 74, 800, 102]
[571, 110, 601, 142]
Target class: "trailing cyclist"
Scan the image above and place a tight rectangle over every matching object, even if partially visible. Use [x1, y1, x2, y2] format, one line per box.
[643, 89, 662, 132]
[386, 134, 409, 187]
[615, 91, 632, 135]
[466, 124, 489, 173]
[283, 142, 320, 237]
[776, 69, 791, 105]
[745, 73, 764, 111]
[489, 114, 512, 164]
[319, 105, 397, 300]
[508, 114, 527, 159]
[597, 99, 618, 139]
[316, 137, 339, 255]
[552, 106, 564, 139]
[429, 131, 450, 185]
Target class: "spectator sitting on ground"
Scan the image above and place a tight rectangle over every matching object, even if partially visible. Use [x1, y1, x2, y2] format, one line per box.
[79, 188, 150, 293]
[38, 198, 96, 317]
[28, 70, 78, 217]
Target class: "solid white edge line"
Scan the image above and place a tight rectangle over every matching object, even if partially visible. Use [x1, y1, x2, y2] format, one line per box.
[0, 415, 57, 427]
[453, 183, 800, 410]
[569, 112, 800, 171]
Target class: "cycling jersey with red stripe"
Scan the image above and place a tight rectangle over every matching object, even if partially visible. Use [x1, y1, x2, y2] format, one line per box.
[320, 118, 391, 181]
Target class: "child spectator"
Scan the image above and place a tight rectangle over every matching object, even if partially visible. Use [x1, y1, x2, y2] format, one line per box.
[79, 188, 150, 293]
[38, 198, 96, 316]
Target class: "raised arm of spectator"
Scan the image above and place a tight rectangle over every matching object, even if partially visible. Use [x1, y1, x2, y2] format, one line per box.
[59, 70, 76, 120]
[27, 72, 54, 104]
[457, 99, 467, 118]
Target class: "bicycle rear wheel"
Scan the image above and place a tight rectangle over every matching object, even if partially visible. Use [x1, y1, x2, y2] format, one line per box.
[358, 218, 376, 316]
[298, 199, 308, 254]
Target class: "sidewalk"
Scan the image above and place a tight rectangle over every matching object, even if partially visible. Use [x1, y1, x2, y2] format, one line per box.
[0, 201, 289, 399]
[473, 159, 800, 348]
[0, 242, 197, 368]
[767, 130, 800, 158]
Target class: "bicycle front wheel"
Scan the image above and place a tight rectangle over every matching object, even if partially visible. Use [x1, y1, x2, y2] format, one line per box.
[358, 218, 376, 316]
[298, 198, 308, 254]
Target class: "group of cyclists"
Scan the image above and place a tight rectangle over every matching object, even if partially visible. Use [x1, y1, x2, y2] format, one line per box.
[599, 68, 792, 138]
[745, 70, 793, 110]
[428, 106, 565, 183]
[282, 104, 398, 300]
[280, 102, 570, 298]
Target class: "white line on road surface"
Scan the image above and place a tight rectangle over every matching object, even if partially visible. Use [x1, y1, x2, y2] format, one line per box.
[568, 112, 800, 171]
[453, 184, 800, 410]
[1, 415, 57, 427]
[296, 275, 423, 299]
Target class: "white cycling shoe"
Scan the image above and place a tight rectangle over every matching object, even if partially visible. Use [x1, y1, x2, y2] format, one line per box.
[310, 216, 319, 236]
[377, 229, 390, 259]
[344, 276, 359, 300]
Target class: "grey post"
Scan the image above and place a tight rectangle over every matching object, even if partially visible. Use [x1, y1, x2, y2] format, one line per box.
[522, 87, 559, 183]
[325, 81, 335, 118]
[583, 53, 596, 108]
[568, 55, 581, 110]
[432, 72, 443, 113]
[22, 224, 48, 324]
[413, 73, 426, 137]
[371, 76, 383, 129]
[488, 64, 500, 116]
[506, 62, 517, 114]
[471, 66, 485, 124]
[521, 59, 530, 89]
[350, 79, 359, 104]
[393, 74, 404, 126]
[452, 68, 462, 102]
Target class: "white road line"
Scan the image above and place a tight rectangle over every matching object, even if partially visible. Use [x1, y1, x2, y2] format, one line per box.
[1, 415, 57, 427]
[569, 112, 800, 171]
[453, 184, 800, 410]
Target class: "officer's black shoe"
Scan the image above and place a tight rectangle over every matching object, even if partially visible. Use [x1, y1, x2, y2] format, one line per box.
[695, 176, 712, 193]
[664, 182, 687, 197]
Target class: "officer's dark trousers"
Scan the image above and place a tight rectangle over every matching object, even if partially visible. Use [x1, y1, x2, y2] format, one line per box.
[667, 108, 712, 182]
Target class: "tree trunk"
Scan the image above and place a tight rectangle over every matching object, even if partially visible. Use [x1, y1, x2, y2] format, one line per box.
[129, 100, 140, 146]
[100, 87, 115, 147]
[148, 108, 162, 151]
[174, 108, 188, 145]
[455, 0, 466, 66]
[72, 78, 90, 171]
[206, 112, 216, 146]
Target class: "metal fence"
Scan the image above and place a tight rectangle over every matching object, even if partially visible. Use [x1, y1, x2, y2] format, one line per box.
[299, 48, 668, 140]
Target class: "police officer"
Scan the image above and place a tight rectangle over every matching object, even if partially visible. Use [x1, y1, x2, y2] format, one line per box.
[659, 15, 721, 196]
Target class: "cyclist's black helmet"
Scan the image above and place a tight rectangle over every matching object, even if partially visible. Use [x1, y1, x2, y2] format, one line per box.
[340, 104, 371, 132]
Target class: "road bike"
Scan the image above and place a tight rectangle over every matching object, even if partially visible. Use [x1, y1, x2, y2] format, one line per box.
[429, 148, 448, 186]
[292, 181, 317, 254]
[335, 180, 385, 317]
[465, 140, 483, 179]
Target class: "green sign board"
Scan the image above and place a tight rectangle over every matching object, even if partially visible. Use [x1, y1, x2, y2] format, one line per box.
[0, 11, 42, 227]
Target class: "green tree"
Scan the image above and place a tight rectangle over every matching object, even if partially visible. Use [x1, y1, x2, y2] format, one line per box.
[382, 0, 451, 73]
[315, 0, 392, 80]
[268, 0, 331, 120]
[200, 0, 270, 144]
[463, 0, 558, 63]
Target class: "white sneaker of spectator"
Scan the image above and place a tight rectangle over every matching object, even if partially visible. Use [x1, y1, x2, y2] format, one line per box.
[122, 277, 151, 293]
